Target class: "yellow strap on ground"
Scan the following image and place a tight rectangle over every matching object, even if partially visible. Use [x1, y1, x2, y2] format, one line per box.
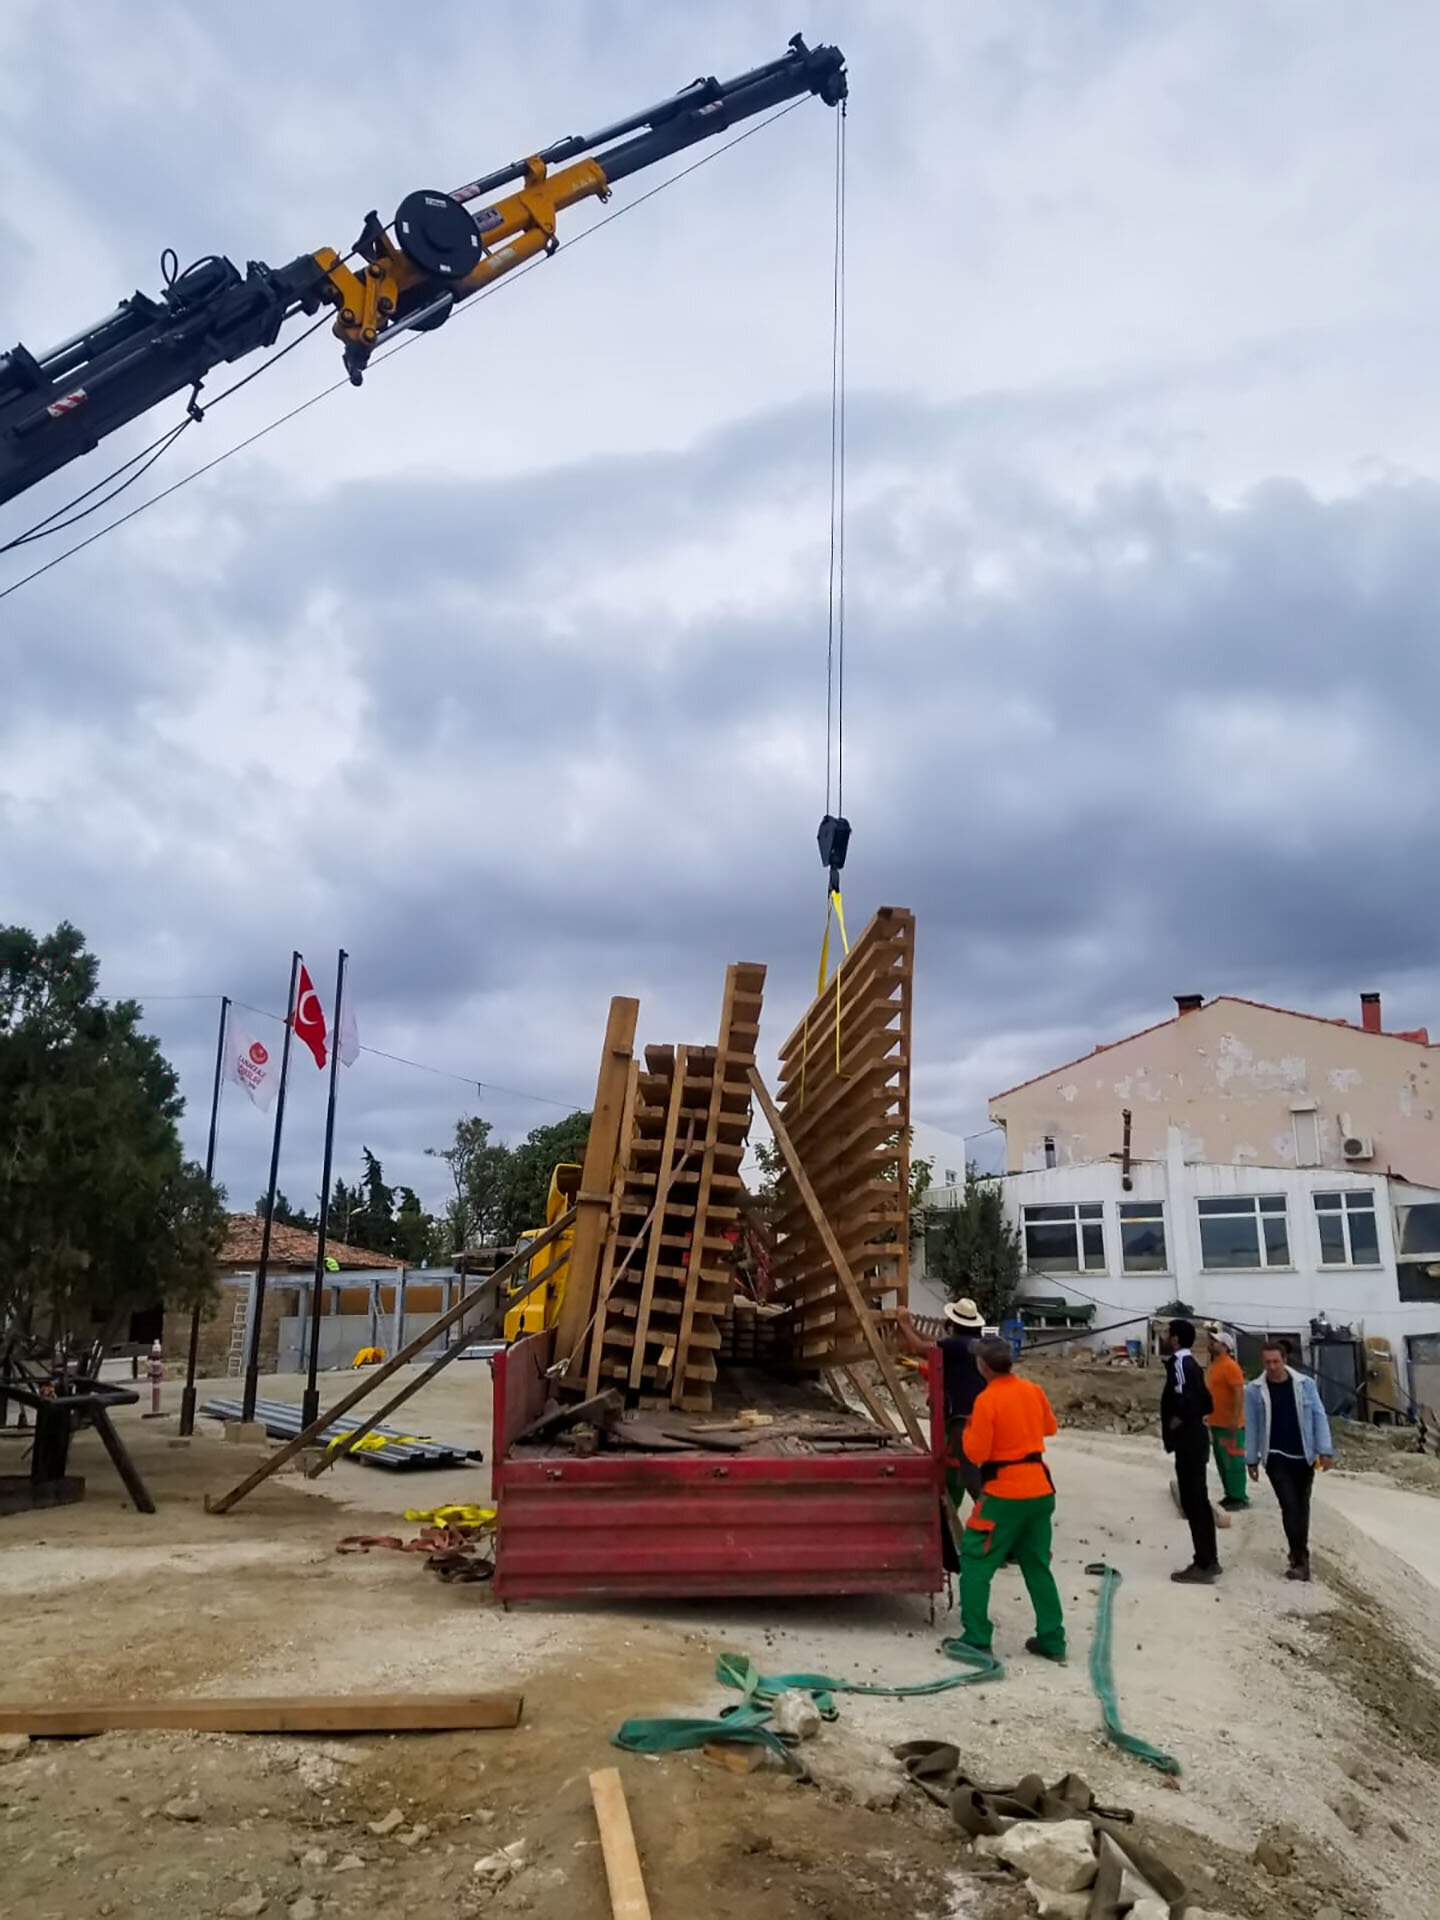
[324, 1428, 429, 1456]
[404, 1504, 497, 1529]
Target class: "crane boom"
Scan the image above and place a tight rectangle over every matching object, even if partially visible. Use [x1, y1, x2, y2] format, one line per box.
[0, 35, 845, 512]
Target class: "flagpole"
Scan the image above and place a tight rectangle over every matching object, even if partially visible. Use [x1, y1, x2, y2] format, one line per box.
[241, 952, 301, 1424]
[179, 995, 230, 1437]
[302, 947, 348, 1429]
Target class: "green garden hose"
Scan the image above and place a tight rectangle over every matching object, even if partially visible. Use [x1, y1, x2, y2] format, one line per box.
[1085, 1561, 1181, 1776]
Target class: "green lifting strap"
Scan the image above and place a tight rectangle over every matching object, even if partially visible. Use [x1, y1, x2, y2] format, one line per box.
[1085, 1562, 1181, 1776]
[611, 1643, 1004, 1764]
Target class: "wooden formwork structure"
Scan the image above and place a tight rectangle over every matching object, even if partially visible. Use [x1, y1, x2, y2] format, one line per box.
[768, 906, 914, 1367]
[583, 963, 766, 1410]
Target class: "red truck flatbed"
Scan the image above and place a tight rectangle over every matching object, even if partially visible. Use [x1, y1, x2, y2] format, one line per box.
[491, 1331, 945, 1600]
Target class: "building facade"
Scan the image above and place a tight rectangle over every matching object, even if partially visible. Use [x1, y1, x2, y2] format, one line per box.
[920, 994, 1440, 1413]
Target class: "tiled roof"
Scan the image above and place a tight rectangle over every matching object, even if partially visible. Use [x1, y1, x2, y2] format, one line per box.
[989, 995, 1433, 1104]
[220, 1213, 403, 1270]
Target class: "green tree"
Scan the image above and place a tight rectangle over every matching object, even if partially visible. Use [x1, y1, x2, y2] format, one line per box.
[924, 1162, 1023, 1326]
[0, 923, 225, 1344]
[494, 1111, 591, 1243]
[426, 1114, 507, 1249]
[257, 1190, 317, 1233]
[393, 1186, 438, 1265]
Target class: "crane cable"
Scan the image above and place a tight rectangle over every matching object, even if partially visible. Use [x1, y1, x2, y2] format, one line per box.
[816, 101, 850, 995]
[799, 103, 850, 1109]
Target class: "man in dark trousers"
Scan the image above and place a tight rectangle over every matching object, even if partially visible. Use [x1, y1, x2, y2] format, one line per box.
[1162, 1317, 1220, 1583]
[1245, 1339, 1334, 1581]
[898, 1296, 987, 1509]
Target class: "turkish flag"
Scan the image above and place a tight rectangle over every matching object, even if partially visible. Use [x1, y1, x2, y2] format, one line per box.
[292, 961, 328, 1068]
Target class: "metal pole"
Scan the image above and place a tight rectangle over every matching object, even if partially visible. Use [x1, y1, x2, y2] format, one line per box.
[180, 996, 230, 1436]
[301, 948, 347, 1429]
[241, 953, 301, 1424]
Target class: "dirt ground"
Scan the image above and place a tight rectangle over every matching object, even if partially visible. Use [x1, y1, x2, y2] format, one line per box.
[2, 1360, 1439, 1920]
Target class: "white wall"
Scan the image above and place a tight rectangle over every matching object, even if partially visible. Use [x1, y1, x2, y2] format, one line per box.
[927, 1135, 1440, 1388]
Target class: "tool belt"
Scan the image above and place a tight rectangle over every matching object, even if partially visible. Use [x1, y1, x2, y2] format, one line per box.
[980, 1450, 1054, 1493]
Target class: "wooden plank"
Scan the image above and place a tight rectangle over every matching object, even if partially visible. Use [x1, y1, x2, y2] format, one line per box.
[671, 963, 765, 1408]
[557, 997, 640, 1388]
[628, 1047, 690, 1391]
[750, 1068, 926, 1451]
[584, 1058, 642, 1397]
[0, 1693, 524, 1737]
[589, 1767, 652, 1920]
[839, 1362, 902, 1435]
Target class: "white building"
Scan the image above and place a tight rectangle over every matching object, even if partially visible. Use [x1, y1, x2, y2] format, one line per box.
[921, 993, 1440, 1415]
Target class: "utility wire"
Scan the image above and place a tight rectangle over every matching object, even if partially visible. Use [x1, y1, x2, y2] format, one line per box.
[0, 99, 809, 606]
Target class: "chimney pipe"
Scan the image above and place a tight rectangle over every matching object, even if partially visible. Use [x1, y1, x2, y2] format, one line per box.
[1360, 992, 1382, 1034]
[1174, 994, 1204, 1015]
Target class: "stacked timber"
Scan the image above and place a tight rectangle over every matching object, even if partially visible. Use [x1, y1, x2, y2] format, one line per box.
[582, 963, 766, 1410]
[768, 906, 914, 1367]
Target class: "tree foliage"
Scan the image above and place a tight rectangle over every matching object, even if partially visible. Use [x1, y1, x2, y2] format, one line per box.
[0, 923, 225, 1343]
[924, 1162, 1024, 1326]
[426, 1110, 591, 1249]
[258, 1191, 317, 1234]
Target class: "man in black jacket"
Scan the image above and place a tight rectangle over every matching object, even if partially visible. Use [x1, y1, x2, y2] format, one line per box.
[1161, 1317, 1220, 1583]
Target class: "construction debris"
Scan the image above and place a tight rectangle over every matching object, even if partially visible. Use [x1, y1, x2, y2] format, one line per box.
[201, 1396, 477, 1470]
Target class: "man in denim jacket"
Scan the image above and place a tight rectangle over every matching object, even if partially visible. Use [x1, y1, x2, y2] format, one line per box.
[1245, 1339, 1334, 1582]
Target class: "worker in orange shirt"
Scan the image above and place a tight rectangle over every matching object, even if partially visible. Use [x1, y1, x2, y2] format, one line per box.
[1204, 1326, 1249, 1510]
[957, 1336, 1066, 1662]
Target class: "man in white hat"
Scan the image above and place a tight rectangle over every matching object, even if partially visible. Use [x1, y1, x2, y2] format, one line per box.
[898, 1294, 988, 1510]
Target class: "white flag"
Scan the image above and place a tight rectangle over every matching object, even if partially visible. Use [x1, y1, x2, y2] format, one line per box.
[338, 1000, 360, 1068]
[227, 1017, 280, 1111]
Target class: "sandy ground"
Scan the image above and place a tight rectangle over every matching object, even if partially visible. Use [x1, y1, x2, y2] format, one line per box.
[1, 1361, 1438, 1920]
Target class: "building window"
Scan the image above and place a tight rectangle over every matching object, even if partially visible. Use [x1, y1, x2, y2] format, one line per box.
[1291, 1106, 1320, 1167]
[1396, 1202, 1440, 1303]
[1197, 1195, 1290, 1270]
[1314, 1190, 1380, 1266]
[944, 1169, 959, 1189]
[1119, 1200, 1167, 1273]
[1023, 1202, 1105, 1274]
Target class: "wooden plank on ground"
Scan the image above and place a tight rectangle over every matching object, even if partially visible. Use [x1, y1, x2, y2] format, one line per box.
[589, 1766, 652, 1920]
[0, 1693, 524, 1737]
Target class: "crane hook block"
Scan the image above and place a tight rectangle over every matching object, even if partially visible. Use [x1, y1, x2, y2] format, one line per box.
[817, 813, 851, 891]
[393, 190, 485, 279]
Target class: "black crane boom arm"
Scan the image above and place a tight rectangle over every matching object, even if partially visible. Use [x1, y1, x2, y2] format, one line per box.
[0, 35, 845, 512]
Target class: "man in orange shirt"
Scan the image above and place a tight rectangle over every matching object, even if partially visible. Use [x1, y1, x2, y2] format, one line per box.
[958, 1336, 1066, 1662]
[1204, 1327, 1249, 1510]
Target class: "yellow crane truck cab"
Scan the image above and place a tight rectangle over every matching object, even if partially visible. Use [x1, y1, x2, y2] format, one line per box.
[502, 1162, 581, 1342]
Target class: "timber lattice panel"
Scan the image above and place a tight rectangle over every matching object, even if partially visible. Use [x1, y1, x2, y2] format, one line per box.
[770, 906, 913, 1367]
[583, 963, 766, 1411]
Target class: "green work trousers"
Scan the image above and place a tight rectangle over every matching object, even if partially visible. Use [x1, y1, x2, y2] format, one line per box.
[1210, 1426, 1249, 1504]
[960, 1491, 1065, 1657]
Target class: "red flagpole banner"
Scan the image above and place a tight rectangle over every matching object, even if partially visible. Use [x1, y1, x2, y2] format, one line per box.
[293, 961, 328, 1068]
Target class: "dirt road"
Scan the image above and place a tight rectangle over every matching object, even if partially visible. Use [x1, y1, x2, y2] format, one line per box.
[1, 1365, 1437, 1919]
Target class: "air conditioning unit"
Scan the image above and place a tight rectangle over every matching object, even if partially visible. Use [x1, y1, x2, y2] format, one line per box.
[1342, 1133, 1374, 1161]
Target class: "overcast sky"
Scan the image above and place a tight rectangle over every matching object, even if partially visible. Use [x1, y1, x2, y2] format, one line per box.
[6, 0, 1440, 1223]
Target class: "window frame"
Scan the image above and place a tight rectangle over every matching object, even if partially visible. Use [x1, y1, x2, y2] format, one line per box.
[1313, 1189, 1381, 1268]
[1117, 1198, 1168, 1274]
[1196, 1193, 1292, 1271]
[1021, 1200, 1107, 1275]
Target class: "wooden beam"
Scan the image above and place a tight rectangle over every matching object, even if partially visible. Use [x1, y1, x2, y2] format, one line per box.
[0, 1693, 524, 1738]
[556, 997, 640, 1387]
[749, 1068, 927, 1452]
[204, 1207, 576, 1514]
[628, 1047, 689, 1390]
[589, 1767, 652, 1920]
